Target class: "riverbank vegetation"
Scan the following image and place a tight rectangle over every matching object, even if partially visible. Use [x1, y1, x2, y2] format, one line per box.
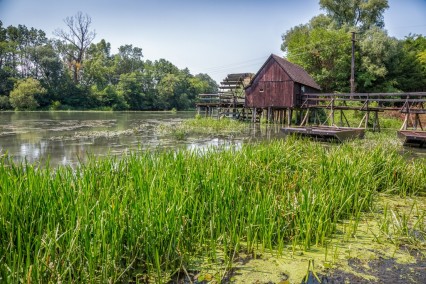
[157, 116, 248, 140]
[0, 136, 425, 282]
[0, 13, 217, 111]
[1, 0, 426, 113]
[282, 0, 426, 93]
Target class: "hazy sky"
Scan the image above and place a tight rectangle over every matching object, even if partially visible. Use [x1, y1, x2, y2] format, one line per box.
[1, 0, 425, 82]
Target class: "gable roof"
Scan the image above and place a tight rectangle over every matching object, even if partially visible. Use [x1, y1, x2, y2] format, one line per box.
[248, 54, 321, 90]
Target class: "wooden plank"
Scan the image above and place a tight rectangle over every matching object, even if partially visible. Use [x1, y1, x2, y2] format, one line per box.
[397, 130, 426, 147]
[282, 126, 365, 142]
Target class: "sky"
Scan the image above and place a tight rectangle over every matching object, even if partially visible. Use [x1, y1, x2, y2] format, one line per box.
[1, 0, 426, 83]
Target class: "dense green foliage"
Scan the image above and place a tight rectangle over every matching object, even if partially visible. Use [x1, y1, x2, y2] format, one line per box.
[319, 0, 389, 31]
[0, 138, 425, 282]
[0, 14, 218, 111]
[282, 0, 426, 93]
[9, 78, 47, 110]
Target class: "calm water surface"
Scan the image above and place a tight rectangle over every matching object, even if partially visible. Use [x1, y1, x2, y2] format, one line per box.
[0, 111, 283, 167]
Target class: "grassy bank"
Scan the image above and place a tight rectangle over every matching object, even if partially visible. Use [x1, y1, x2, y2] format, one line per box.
[0, 137, 425, 283]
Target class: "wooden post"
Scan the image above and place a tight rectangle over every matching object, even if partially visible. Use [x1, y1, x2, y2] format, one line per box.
[400, 113, 409, 130]
[300, 108, 310, 126]
[350, 31, 356, 97]
[414, 113, 419, 130]
[365, 111, 370, 130]
[342, 111, 350, 127]
[283, 109, 287, 126]
[364, 101, 369, 130]
[417, 114, 424, 131]
[372, 111, 380, 132]
[287, 108, 292, 127]
[358, 113, 366, 128]
[268, 107, 272, 123]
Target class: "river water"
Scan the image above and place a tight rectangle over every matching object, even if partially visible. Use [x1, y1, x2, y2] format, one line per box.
[1, 111, 425, 167]
[0, 111, 284, 167]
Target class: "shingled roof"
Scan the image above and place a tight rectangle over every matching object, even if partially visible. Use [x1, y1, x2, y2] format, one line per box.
[249, 54, 321, 90]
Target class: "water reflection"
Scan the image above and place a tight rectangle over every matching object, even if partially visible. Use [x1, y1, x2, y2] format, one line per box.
[0, 111, 285, 167]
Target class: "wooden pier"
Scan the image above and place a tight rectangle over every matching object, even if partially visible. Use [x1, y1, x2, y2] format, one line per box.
[282, 126, 365, 142]
[287, 92, 426, 145]
[397, 130, 426, 147]
[196, 73, 253, 119]
[195, 54, 426, 146]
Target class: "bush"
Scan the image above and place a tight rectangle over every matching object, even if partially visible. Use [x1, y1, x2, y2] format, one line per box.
[0, 96, 11, 110]
[9, 78, 46, 110]
[49, 100, 62, 110]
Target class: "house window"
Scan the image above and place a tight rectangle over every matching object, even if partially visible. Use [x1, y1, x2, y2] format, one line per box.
[301, 86, 305, 93]
[259, 88, 264, 93]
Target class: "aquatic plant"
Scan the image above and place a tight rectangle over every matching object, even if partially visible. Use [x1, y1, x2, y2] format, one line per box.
[158, 117, 248, 138]
[0, 137, 424, 282]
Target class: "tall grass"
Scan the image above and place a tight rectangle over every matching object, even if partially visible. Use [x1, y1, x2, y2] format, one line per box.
[0, 137, 425, 282]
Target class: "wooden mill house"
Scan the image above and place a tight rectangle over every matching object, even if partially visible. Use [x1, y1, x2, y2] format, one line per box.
[245, 54, 321, 124]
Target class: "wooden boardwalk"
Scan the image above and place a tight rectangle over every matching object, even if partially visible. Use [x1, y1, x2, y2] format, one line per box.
[197, 79, 426, 146]
[196, 73, 253, 119]
[284, 92, 426, 145]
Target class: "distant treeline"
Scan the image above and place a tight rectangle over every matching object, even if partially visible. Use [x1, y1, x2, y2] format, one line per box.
[0, 13, 218, 111]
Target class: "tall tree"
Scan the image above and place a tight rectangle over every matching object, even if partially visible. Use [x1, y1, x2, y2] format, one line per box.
[281, 17, 352, 92]
[319, 0, 389, 31]
[356, 27, 399, 92]
[54, 12, 96, 84]
[84, 39, 114, 88]
[114, 44, 143, 75]
[0, 21, 17, 96]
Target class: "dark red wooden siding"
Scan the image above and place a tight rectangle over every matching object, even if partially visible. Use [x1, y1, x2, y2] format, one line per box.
[245, 58, 295, 108]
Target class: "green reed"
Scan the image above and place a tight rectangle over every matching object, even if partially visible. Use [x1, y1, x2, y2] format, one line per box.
[0, 137, 425, 282]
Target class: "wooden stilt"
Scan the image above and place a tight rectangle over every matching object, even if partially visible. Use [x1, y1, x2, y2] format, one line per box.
[300, 108, 310, 126]
[401, 113, 409, 130]
[268, 107, 272, 123]
[373, 111, 380, 132]
[283, 109, 287, 126]
[417, 114, 424, 131]
[287, 108, 292, 127]
[365, 111, 370, 129]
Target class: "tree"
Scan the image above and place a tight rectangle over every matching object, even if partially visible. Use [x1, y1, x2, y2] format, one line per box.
[91, 85, 128, 110]
[29, 41, 64, 85]
[9, 78, 46, 110]
[319, 0, 389, 31]
[281, 1, 426, 93]
[114, 44, 143, 75]
[84, 39, 114, 88]
[393, 34, 426, 91]
[116, 72, 146, 110]
[281, 18, 352, 92]
[54, 12, 96, 84]
[357, 27, 399, 92]
[194, 73, 218, 94]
